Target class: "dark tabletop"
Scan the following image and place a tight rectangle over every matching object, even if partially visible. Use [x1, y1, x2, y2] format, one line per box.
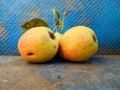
[0, 55, 120, 90]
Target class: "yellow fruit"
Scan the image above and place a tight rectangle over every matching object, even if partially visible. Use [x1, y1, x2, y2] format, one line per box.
[54, 32, 62, 42]
[18, 27, 59, 63]
[59, 26, 98, 62]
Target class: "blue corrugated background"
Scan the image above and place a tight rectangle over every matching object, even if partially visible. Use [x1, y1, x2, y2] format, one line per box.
[0, 0, 120, 55]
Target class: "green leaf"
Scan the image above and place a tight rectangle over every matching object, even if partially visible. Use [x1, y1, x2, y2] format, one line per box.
[52, 9, 60, 22]
[59, 18, 64, 30]
[21, 18, 49, 31]
[59, 11, 71, 30]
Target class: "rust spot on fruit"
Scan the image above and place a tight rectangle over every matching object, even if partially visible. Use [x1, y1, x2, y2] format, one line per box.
[48, 31, 55, 40]
[93, 35, 97, 43]
[54, 45, 56, 49]
[27, 52, 34, 56]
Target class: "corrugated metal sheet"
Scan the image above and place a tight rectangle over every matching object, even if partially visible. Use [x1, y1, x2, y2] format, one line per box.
[0, 0, 120, 55]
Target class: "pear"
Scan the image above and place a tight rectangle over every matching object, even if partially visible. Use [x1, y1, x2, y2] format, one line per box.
[59, 26, 98, 62]
[18, 27, 59, 63]
[54, 32, 62, 42]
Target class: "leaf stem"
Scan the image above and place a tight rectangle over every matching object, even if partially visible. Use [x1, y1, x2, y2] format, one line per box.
[56, 21, 59, 32]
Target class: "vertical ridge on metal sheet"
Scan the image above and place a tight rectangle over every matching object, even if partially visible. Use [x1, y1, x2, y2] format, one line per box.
[0, 0, 120, 55]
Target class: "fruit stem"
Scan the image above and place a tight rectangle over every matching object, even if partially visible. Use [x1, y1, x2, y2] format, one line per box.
[52, 9, 71, 33]
[56, 22, 59, 33]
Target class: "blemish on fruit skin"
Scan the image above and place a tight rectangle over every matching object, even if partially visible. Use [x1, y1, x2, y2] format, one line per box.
[54, 45, 56, 49]
[48, 31, 55, 40]
[93, 35, 97, 43]
[27, 52, 34, 56]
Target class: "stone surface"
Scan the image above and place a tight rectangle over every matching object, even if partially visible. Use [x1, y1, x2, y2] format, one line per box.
[0, 55, 120, 90]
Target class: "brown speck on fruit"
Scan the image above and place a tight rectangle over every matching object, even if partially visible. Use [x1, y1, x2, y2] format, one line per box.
[54, 45, 56, 49]
[93, 35, 97, 43]
[27, 52, 34, 56]
[48, 31, 55, 40]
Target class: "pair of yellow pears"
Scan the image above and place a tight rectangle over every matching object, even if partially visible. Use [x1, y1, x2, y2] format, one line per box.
[18, 26, 98, 63]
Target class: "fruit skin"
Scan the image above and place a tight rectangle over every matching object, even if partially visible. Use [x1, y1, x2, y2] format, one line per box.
[18, 27, 59, 63]
[54, 32, 62, 42]
[59, 26, 98, 62]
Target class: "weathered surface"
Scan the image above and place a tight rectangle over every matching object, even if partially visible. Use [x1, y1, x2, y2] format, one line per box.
[0, 0, 120, 55]
[0, 55, 120, 90]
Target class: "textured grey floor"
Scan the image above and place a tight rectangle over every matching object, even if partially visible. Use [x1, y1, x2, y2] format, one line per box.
[0, 55, 120, 90]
